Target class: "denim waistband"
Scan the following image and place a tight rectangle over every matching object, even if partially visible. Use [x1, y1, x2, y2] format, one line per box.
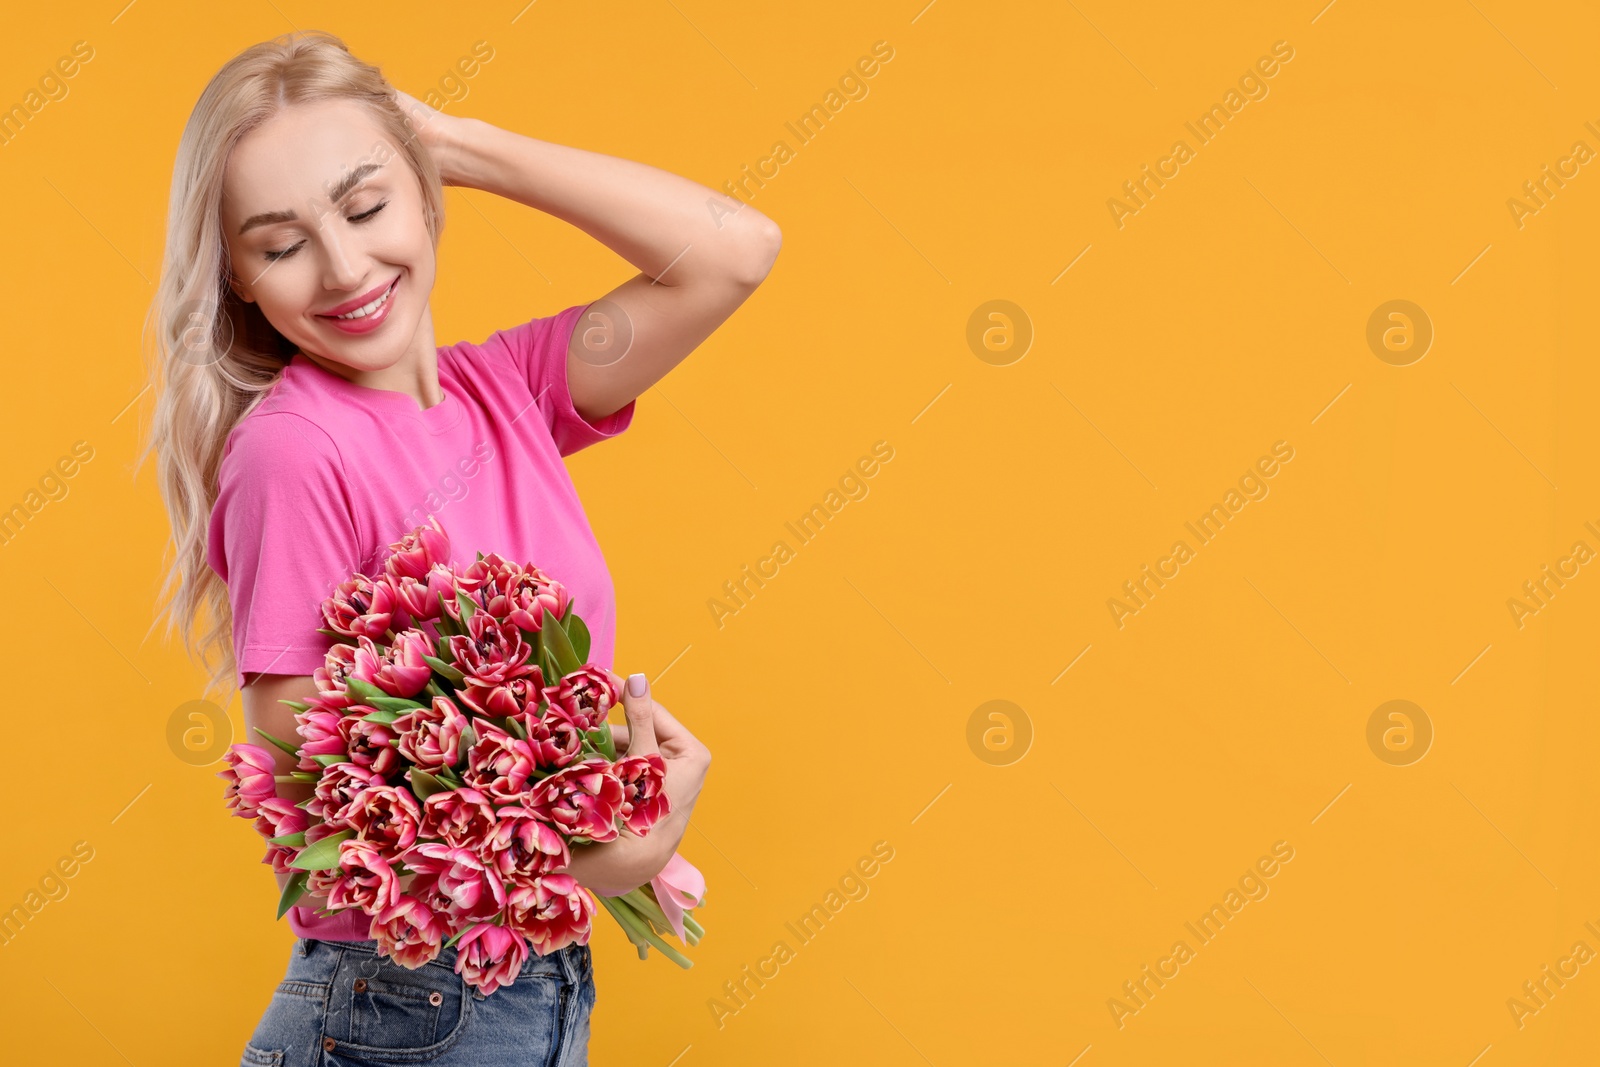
[295, 935, 591, 988]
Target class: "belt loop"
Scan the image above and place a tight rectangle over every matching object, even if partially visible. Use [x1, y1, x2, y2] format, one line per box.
[298, 937, 315, 957]
[560, 943, 581, 985]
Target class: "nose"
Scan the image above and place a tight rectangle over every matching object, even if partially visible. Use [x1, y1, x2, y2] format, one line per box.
[319, 220, 367, 294]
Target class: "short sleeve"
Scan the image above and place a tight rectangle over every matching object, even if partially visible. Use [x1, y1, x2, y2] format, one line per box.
[206, 412, 364, 687]
[480, 302, 636, 457]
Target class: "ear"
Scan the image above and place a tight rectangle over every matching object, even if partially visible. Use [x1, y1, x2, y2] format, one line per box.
[226, 267, 254, 305]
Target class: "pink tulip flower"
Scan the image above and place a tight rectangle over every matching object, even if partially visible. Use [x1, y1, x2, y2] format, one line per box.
[218, 743, 277, 820]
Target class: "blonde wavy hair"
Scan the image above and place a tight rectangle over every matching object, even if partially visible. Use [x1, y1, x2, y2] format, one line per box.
[137, 30, 445, 702]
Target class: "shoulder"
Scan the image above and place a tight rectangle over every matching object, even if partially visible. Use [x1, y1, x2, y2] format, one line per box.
[222, 406, 347, 473]
[219, 409, 348, 489]
[208, 408, 364, 574]
[442, 304, 587, 378]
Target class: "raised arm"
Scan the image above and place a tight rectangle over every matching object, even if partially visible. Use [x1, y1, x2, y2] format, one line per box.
[395, 88, 782, 424]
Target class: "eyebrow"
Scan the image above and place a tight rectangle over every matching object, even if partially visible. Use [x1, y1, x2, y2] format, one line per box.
[236, 161, 384, 236]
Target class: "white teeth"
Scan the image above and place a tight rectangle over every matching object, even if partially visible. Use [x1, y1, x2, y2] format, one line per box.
[333, 281, 395, 320]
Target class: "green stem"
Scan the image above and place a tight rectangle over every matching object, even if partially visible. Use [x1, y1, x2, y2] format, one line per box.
[600, 895, 693, 967]
[619, 887, 674, 934]
[596, 894, 649, 960]
[625, 884, 704, 944]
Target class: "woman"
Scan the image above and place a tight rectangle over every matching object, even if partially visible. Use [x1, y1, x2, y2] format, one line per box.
[140, 30, 776, 1066]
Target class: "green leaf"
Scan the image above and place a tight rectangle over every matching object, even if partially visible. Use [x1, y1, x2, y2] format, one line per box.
[437, 766, 464, 788]
[369, 695, 427, 714]
[310, 753, 349, 768]
[276, 870, 308, 919]
[344, 677, 387, 703]
[253, 726, 301, 760]
[537, 644, 561, 687]
[289, 829, 355, 871]
[360, 709, 401, 725]
[433, 592, 460, 638]
[268, 831, 307, 847]
[504, 716, 527, 741]
[422, 654, 465, 685]
[277, 699, 312, 714]
[315, 628, 357, 643]
[409, 768, 448, 800]
[476, 550, 486, 562]
[541, 616, 582, 677]
[458, 718, 477, 753]
[455, 589, 477, 623]
[567, 613, 591, 664]
[585, 727, 617, 761]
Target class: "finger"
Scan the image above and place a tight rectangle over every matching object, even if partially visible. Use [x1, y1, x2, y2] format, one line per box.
[393, 89, 422, 118]
[609, 722, 629, 750]
[621, 673, 657, 756]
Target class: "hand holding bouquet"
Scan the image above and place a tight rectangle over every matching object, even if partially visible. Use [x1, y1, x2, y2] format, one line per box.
[217, 518, 707, 995]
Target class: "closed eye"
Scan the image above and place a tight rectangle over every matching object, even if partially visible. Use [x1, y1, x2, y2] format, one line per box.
[261, 200, 391, 263]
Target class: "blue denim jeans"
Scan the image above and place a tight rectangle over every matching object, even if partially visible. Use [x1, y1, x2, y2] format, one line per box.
[239, 937, 596, 1067]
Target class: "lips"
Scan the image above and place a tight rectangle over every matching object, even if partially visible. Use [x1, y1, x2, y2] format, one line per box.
[318, 276, 399, 318]
[318, 275, 400, 336]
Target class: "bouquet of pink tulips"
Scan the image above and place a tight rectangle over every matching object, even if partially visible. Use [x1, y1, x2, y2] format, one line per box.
[218, 517, 707, 995]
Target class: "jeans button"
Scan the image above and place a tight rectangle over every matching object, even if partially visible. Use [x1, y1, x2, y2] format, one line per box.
[322, 1037, 336, 1051]
[429, 991, 443, 1006]
[353, 978, 367, 993]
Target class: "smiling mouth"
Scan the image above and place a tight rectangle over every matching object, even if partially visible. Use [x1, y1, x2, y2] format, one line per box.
[319, 277, 399, 320]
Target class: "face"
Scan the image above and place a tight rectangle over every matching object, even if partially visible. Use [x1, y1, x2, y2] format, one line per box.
[220, 99, 435, 377]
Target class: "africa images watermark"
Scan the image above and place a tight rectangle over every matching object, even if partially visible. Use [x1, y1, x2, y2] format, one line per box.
[1504, 518, 1600, 630]
[1504, 917, 1600, 1031]
[708, 440, 895, 628]
[1107, 40, 1296, 229]
[1505, 120, 1600, 230]
[418, 40, 494, 111]
[707, 840, 895, 1029]
[1107, 440, 1296, 629]
[1108, 839, 1296, 1028]
[1497, 915, 1600, 1030]
[0, 39, 95, 148]
[0, 439, 96, 548]
[706, 39, 897, 230]
[1, 839, 96, 947]
[387, 440, 498, 542]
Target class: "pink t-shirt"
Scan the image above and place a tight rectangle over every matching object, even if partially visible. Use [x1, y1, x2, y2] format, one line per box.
[207, 302, 635, 941]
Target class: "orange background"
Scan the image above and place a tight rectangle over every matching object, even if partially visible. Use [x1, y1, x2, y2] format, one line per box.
[2, 1, 1598, 1064]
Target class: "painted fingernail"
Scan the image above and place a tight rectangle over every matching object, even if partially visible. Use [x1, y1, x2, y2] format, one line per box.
[628, 673, 647, 697]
